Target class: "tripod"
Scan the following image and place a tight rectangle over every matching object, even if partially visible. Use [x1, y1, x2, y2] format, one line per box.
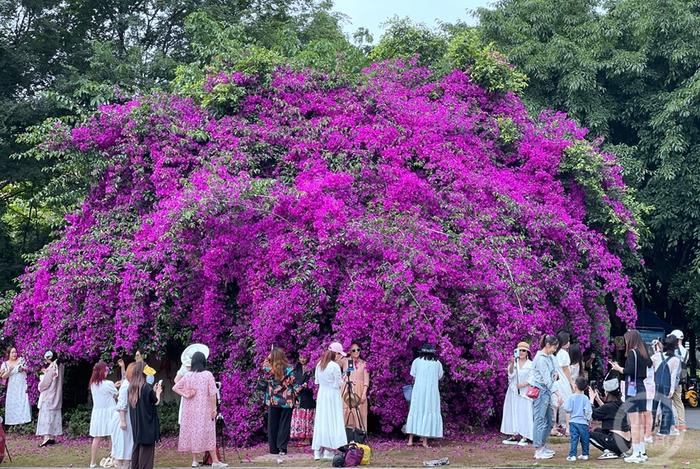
[343, 372, 366, 443]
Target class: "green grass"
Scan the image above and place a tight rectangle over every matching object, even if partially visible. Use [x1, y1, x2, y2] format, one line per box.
[3, 432, 700, 467]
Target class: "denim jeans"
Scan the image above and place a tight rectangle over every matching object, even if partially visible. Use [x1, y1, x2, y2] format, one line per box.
[569, 422, 590, 457]
[532, 387, 553, 449]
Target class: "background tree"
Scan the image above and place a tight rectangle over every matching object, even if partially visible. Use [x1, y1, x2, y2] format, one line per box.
[0, 0, 357, 301]
[478, 0, 700, 332]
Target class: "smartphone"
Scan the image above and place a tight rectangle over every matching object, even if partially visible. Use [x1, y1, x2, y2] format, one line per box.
[157, 379, 163, 387]
[513, 349, 519, 359]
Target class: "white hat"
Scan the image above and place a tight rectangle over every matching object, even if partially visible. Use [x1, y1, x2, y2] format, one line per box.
[670, 329, 684, 340]
[328, 342, 346, 357]
[181, 344, 210, 367]
[603, 378, 619, 392]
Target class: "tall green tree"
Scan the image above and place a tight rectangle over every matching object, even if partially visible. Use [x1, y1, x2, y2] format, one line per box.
[478, 0, 700, 330]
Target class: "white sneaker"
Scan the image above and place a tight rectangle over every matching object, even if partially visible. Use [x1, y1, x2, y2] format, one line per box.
[502, 438, 519, 445]
[598, 450, 619, 460]
[534, 449, 554, 460]
[566, 455, 577, 461]
[623, 454, 644, 463]
[644, 436, 653, 444]
[543, 447, 555, 455]
[517, 438, 529, 446]
[211, 463, 229, 468]
[670, 428, 681, 436]
[577, 455, 589, 460]
[640, 453, 648, 461]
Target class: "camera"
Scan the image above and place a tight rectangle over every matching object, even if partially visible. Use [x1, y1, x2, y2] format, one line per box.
[346, 358, 354, 376]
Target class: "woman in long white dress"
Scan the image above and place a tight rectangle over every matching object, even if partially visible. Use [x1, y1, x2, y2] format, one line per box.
[88, 361, 117, 468]
[406, 344, 444, 447]
[500, 342, 533, 445]
[0, 347, 31, 426]
[311, 342, 348, 460]
[553, 332, 573, 433]
[112, 361, 135, 469]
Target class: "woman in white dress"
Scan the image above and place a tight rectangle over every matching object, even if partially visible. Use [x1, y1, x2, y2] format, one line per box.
[311, 342, 348, 460]
[406, 343, 444, 448]
[0, 347, 31, 426]
[553, 331, 573, 434]
[500, 341, 533, 445]
[88, 361, 117, 468]
[111, 361, 134, 469]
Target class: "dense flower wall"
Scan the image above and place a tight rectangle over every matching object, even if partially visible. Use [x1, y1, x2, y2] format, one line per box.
[6, 61, 638, 442]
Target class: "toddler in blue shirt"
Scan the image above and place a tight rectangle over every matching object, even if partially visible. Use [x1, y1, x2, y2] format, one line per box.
[563, 376, 592, 461]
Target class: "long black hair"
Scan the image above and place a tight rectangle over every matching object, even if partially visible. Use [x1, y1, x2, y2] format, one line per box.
[556, 331, 570, 353]
[191, 351, 207, 372]
[569, 343, 582, 370]
[663, 335, 678, 358]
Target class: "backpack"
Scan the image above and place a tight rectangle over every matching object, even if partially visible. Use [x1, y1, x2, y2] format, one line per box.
[654, 356, 672, 396]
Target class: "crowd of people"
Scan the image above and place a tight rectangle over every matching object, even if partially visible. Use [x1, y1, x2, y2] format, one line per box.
[0, 346, 226, 469]
[2, 329, 691, 466]
[500, 329, 691, 463]
[260, 341, 444, 460]
[0, 339, 446, 466]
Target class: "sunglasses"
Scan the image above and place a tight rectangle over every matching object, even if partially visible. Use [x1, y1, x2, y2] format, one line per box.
[350, 348, 361, 352]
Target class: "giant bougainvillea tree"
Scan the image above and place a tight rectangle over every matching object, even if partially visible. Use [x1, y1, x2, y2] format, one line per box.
[5, 60, 639, 441]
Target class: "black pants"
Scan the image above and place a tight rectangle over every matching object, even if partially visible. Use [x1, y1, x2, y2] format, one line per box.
[131, 443, 155, 469]
[268, 407, 293, 454]
[589, 428, 631, 456]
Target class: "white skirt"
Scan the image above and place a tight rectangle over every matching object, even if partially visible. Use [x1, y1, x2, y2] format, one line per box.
[500, 387, 534, 440]
[90, 406, 116, 437]
[111, 409, 133, 459]
[36, 409, 62, 436]
[311, 385, 347, 450]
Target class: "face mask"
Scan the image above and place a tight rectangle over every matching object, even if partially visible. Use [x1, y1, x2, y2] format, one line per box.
[146, 375, 155, 385]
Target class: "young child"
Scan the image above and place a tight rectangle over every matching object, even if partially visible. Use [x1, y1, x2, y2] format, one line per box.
[563, 376, 593, 461]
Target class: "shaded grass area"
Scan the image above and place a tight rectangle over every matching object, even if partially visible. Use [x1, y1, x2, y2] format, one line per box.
[3, 432, 700, 467]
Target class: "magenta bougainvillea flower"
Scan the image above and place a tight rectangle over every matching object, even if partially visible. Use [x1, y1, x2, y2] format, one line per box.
[6, 61, 638, 442]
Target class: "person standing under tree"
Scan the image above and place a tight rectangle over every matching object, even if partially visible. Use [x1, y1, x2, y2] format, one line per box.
[341, 342, 370, 432]
[610, 329, 653, 463]
[129, 364, 163, 469]
[36, 350, 64, 447]
[501, 341, 533, 445]
[173, 351, 228, 467]
[290, 353, 315, 447]
[262, 347, 298, 457]
[530, 335, 562, 460]
[112, 361, 135, 469]
[405, 343, 444, 448]
[312, 342, 348, 460]
[0, 346, 31, 426]
[88, 361, 118, 468]
[668, 330, 688, 432]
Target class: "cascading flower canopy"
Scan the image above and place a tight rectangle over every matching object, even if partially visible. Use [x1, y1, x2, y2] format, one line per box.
[6, 60, 638, 442]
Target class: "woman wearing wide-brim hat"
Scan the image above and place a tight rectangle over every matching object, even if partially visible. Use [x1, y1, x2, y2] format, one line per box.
[405, 343, 444, 448]
[501, 341, 534, 445]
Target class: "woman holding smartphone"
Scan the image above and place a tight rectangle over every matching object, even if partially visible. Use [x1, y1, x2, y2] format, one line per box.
[610, 330, 652, 464]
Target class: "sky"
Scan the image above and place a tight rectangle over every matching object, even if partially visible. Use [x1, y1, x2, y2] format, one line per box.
[332, 0, 493, 42]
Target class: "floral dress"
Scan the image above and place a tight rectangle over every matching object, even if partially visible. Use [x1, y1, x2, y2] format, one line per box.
[1, 359, 31, 425]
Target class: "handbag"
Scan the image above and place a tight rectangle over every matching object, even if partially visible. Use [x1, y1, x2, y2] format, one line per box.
[402, 384, 413, 402]
[343, 444, 365, 467]
[345, 426, 367, 444]
[525, 386, 540, 399]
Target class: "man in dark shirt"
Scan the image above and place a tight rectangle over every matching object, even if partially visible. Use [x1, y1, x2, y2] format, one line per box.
[587, 380, 632, 460]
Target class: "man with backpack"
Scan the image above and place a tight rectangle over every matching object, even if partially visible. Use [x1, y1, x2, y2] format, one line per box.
[669, 330, 688, 431]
